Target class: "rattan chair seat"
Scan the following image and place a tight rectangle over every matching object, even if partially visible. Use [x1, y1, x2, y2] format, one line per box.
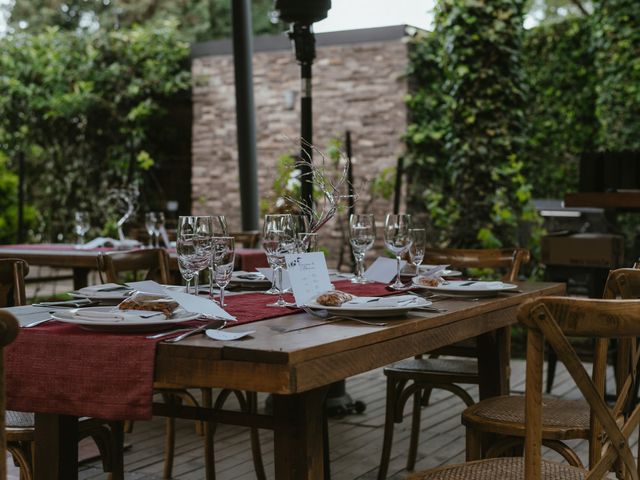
[407, 457, 586, 480]
[6, 411, 34, 428]
[463, 395, 590, 438]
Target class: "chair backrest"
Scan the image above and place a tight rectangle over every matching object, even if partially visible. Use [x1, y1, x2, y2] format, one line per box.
[520, 295, 640, 480]
[232, 231, 261, 249]
[0, 310, 19, 479]
[423, 248, 530, 282]
[97, 248, 171, 285]
[0, 259, 29, 308]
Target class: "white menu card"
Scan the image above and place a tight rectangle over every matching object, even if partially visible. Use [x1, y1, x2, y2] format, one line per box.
[284, 252, 333, 306]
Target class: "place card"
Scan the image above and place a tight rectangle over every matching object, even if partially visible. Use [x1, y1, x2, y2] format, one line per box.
[205, 329, 255, 341]
[284, 252, 333, 306]
[164, 290, 236, 321]
[364, 257, 407, 283]
[256, 267, 291, 290]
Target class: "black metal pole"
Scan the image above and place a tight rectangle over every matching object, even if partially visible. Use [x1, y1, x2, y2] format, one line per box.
[345, 131, 354, 270]
[17, 151, 25, 243]
[232, 0, 260, 230]
[393, 157, 404, 214]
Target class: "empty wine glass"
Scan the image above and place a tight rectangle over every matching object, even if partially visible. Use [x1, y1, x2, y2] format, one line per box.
[144, 212, 157, 248]
[212, 237, 235, 307]
[298, 232, 319, 253]
[74, 212, 90, 245]
[349, 214, 375, 284]
[153, 212, 166, 247]
[208, 214, 229, 298]
[262, 214, 296, 307]
[384, 213, 413, 290]
[177, 216, 212, 294]
[409, 228, 426, 275]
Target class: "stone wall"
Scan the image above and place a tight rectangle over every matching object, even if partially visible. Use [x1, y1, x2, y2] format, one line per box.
[191, 27, 410, 268]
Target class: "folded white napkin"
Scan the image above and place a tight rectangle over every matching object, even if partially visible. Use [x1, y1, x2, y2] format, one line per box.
[75, 237, 141, 250]
[69, 308, 165, 322]
[421, 265, 449, 278]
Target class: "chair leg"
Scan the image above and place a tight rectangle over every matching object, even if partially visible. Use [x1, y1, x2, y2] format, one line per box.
[406, 388, 423, 471]
[465, 427, 483, 461]
[247, 391, 266, 480]
[202, 388, 216, 480]
[163, 416, 175, 480]
[546, 343, 557, 393]
[7, 443, 33, 480]
[378, 377, 399, 480]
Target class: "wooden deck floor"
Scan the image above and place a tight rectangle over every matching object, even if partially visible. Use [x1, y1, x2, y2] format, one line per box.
[9, 358, 634, 479]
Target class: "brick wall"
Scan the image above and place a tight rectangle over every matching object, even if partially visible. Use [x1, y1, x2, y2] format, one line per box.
[191, 29, 409, 268]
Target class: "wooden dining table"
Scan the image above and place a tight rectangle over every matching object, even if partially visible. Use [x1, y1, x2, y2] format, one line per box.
[6, 281, 564, 479]
[0, 244, 269, 289]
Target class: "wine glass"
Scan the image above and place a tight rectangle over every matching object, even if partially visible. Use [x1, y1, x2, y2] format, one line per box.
[262, 214, 296, 307]
[298, 232, 319, 253]
[212, 237, 235, 307]
[153, 212, 166, 247]
[349, 214, 375, 284]
[384, 214, 413, 290]
[207, 214, 229, 298]
[74, 212, 90, 245]
[144, 212, 157, 248]
[409, 228, 426, 275]
[177, 216, 212, 294]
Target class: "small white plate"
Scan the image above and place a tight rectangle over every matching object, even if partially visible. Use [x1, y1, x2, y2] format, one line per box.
[414, 279, 518, 297]
[51, 306, 200, 332]
[304, 296, 431, 318]
[229, 271, 272, 289]
[70, 283, 134, 301]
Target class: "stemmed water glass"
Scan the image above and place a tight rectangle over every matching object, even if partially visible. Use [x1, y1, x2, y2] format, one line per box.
[207, 214, 229, 298]
[177, 216, 213, 294]
[383, 213, 413, 290]
[74, 212, 90, 245]
[144, 212, 157, 248]
[154, 212, 166, 247]
[349, 214, 375, 284]
[262, 214, 296, 307]
[212, 237, 235, 307]
[409, 228, 426, 275]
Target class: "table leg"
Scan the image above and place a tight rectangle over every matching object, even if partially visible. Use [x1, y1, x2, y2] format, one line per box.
[273, 386, 329, 480]
[477, 326, 511, 399]
[34, 413, 78, 480]
[73, 267, 90, 290]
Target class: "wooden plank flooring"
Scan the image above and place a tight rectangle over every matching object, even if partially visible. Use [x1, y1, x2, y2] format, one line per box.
[8, 358, 635, 479]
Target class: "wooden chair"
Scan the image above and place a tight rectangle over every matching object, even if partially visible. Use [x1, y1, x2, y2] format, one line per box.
[0, 258, 124, 480]
[461, 267, 640, 469]
[378, 248, 530, 479]
[96, 249, 265, 480]
[408, 295, 640, 479]
[0, 310, 20, 479]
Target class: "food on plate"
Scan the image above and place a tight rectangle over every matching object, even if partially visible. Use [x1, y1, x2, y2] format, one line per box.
[416, 276, 444, 287]
[316, 291, 354, 306]
[118, 293, 179, 317]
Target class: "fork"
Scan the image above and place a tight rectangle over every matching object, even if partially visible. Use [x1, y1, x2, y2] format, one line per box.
[300, 306, 387, 326]
[163, 321, 228, 342]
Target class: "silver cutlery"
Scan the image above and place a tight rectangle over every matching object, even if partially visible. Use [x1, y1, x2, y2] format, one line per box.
[164, 321, 227, 342]
[300, 306, 387, 327]
[146, 327, 192, 339]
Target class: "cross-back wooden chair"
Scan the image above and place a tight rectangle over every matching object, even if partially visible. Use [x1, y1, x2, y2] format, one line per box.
[96, 249, 265, 480]
[378, 247, 530, 479]
[97, 248, 171, 285]
[461, 267, 640, 470]
[0, 258, 124, 480]
[409, 295, 640, 480]
[0, 310, 20, 479]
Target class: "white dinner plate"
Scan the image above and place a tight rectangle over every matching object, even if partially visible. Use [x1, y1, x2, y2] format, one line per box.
[304, 295, 431, 318]
[413, 279, 518, 297]
[70, 283, 134, 301]
[51, 306, 200, 332]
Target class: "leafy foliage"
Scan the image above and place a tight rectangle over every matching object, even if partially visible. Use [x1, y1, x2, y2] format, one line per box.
[592, 0, 640, 151]
[0, 22, 190, 241]
[520, 18, 596, 197]
[3, 0, 281, 42]
[406, 0, 536, 252]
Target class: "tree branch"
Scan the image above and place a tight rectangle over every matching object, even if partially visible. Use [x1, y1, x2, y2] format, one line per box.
[569, 0, 590, 16]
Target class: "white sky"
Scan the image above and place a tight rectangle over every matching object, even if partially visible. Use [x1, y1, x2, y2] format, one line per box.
[314, 0, 436, 33]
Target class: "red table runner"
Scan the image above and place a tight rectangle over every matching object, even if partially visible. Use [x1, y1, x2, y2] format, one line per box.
[5, 280, 398, 421]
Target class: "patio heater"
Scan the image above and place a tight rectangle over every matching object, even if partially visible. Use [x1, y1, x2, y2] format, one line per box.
[274, 0, 331, 212]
